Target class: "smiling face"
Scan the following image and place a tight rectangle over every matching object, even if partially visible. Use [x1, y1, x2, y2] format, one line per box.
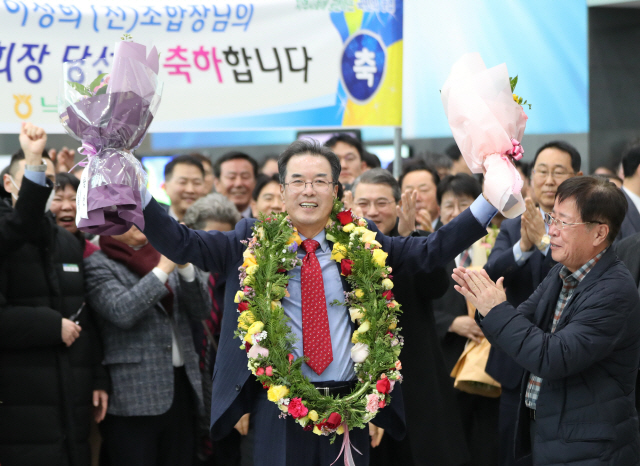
[164, 163, 206, 220]
[214, 159, 256, 213]
[332, 141, 365, 186]
[50, 184, 78, 234]
[252, 180, 284, 217]
[532, 148, 577, 212]
[400, 169, 439, 221]
[353, 182, 397, 235]
[549, 197, 608, 272]
[281, 154, 338, 238]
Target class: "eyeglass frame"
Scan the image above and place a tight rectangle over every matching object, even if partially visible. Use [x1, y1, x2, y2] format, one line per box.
[283, 179, 336, 193]
[543, 212, 601, 231]
[531, 168, 575, 180]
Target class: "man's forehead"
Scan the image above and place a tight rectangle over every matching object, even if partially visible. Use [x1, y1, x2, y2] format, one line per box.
[220, 159, 254, 173]
[354, 182, 393, 199]
[402, 170, 434, 187]
[173, 163, 204, 175]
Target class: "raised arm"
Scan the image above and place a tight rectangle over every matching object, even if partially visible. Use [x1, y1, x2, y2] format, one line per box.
[140, 198, 246, 274]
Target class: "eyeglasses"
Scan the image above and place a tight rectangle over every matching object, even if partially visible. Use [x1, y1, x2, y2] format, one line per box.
[284, 180, 334, 193]
[532, 168, 574, 180]
[543, 212, 599, 230]
[356, 199, 396, 210]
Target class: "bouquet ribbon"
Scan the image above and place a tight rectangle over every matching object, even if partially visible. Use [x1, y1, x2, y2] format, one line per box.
[331, 422, 363, 466]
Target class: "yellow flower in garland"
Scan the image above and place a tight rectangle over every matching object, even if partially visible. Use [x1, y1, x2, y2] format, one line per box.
[287, 231, 302, 246]
[357, 320, 370, 333]
[247, 321, 264, 335]
[237, 311, 255, 330]
[354, 289, 364, 299]
[351, 330, 362, 344]
[372, 249, 388, 267]
[331, 243, 348, 262]
[234, 291, 245, 303]
[360, 229, 377, 244]
[245, 264, 259, 275]
[267, 385, 290, 402]
[343, 223, 355, 233]
[313, 426, 322, 435]
[381, 278, 394, 290]
[242, 254, 257, 269]
[308, 410, 319, 422]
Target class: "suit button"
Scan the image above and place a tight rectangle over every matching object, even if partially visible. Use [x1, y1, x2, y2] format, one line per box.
[166, 345, 171, 351]
[235, 384, 241, 391]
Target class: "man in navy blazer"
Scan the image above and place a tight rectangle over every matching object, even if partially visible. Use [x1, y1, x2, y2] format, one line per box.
[484, 141, 581, 466]
[618, 144, 640, 240]
[457, 176, 640, 465]
[139, 140, 498, 465]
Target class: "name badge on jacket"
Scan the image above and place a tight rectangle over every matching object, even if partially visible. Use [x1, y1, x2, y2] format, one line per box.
[63, 264, 80, 273]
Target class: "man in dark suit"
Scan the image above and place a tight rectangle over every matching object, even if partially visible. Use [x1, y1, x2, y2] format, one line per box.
[139, 140, 499, 466]
[484, 140, 581, 466]
[432, 174, 499, 466]
[455, 176, 640, 465]
[619, 144, 640, 240]
[351, 169, 469, 466]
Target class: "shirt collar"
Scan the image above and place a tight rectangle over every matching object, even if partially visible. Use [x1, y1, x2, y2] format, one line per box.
[559, 247, 608, 284]
[299, 230, 330, 253]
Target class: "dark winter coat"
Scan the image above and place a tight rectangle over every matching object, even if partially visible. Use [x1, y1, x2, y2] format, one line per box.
[478, 247, 640, 465]
[0, 177, 108, 466]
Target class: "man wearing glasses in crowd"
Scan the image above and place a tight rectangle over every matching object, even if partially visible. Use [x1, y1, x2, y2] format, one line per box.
[484, 141, 582, 466]
[455, 176, 640, 465]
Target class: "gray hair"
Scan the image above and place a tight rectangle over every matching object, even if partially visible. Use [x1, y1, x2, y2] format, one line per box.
[183, 193, 241, 230]
[351, 168, 401, 203]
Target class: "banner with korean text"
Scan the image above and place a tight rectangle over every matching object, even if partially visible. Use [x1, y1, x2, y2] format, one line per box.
[0, 0, 402, 133]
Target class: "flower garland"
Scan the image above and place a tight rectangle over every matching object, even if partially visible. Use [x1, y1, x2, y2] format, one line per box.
[234, 199, 403, 439]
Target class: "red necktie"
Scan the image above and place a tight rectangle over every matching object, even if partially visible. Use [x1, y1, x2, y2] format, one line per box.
[301, 239, 333, 375]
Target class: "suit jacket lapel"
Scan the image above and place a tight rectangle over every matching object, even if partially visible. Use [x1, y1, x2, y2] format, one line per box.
[624, 191, 640, 231]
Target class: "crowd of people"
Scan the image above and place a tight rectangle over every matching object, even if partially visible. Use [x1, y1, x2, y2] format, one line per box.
[2, 123, 640, 466]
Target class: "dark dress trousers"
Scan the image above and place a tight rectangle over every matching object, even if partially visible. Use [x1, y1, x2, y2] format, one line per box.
[478, 248, 640, 465]
[140, 197, 489, 465]
[484, 217, 555, 466]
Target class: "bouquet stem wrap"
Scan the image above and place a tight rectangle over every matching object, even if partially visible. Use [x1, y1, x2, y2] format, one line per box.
[441, 53, 528, 218]
[59, 41, 163, 235]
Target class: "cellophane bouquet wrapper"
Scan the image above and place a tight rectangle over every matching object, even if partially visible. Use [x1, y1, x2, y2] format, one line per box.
[59, 41, 163, 235]
[441, 53, 528, 218]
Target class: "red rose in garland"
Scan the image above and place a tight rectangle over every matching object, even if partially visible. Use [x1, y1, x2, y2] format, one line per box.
[340, 258, 354, 276]
[288, 398, 309, 419]
[376, 378, 391, 395]
[382, 290, 394, 301]
[238, 302, 249, 312]
[319, 412, 342, 430]
[336, 210, 353, 226]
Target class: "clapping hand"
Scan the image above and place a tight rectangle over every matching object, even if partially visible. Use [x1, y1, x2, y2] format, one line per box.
[49, 147, 76, 173]
[452, 267, 506, 317]
[397, 189, 418, 237]
[520, 198, 546, 251]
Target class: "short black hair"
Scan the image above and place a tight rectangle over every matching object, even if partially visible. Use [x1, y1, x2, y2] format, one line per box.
[444, 143, 462, 162]
[324, 133, 364, 160]
[532, 141, 581, 173]
[164, 154, 205, 181]
[55, 172, 80, 193]
[189, 153, 213, 171]
[556, 176, 627, 244]
[278, 139, 341, 186]
[213, 151, 258, 179]
[436, 174, 482, 205]
[352, 168, 401, 202]
[252, 173, 280, 201]
[362, 151, 381, 169]
[398, 159, 441, 191]
[621, 144, 640, 178]
[423, 151, 452, 172]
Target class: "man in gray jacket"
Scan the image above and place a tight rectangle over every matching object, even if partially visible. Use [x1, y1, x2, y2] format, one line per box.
[84, 225, 210, 466]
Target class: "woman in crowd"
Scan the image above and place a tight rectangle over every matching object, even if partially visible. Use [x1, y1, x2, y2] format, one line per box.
[50, 172, 99, 258]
